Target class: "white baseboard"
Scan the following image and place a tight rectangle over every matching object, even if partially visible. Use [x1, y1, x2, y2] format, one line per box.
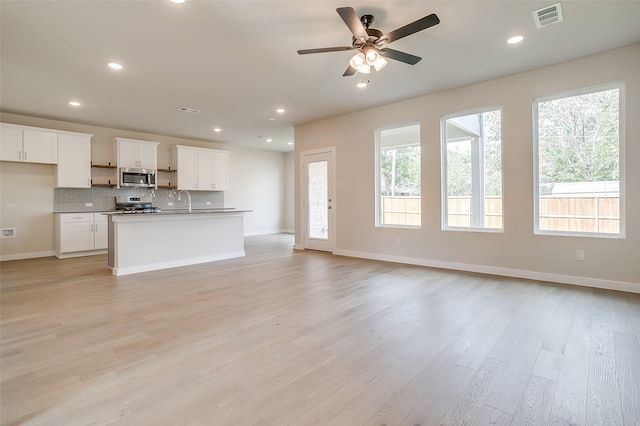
[293, 244, 305, 250]
[333, 249, 640, 294]
[112, 251, 246, 276]
[244, 229, 289, 237]
[56, 249, 107, 259]
[1, 251, 56, 261]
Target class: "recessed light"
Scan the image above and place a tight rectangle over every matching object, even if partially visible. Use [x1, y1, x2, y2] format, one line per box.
[276, 108, 285, 114]
[507, 34, 525, 44]
[108, 62, 123, 70]
[68, 101, 81, 107]
[357, 81, 368, 88]
[288, 142, 293, 146]
[269, 118, 275, 121]
[266, 138, 273, 142]
[170, 0, 185, 3]
[213, 127, 221, 132]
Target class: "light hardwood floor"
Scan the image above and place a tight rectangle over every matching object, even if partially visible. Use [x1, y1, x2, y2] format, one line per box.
[1, 234, 639, 425]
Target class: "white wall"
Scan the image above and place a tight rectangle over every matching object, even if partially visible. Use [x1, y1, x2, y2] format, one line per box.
[294, 44, 640, 291]
[0, 113, 292, 258]
[284, 151, 295, 233]
[0, 162, 56, 259]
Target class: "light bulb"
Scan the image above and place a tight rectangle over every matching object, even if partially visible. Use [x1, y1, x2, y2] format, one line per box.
[365, 49, 379, 65]
[358, 63, 371, 74]
[349, 52, 365, 69]
[373, 56, 388, 71]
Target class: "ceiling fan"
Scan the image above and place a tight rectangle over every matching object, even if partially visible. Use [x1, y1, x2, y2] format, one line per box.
[297, 7, 440, 76]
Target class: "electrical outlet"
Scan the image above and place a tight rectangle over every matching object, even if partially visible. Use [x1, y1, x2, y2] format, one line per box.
[168, 202, 173, 206]
[576, 249, 585, 261]
[85, 202, 93, 207]
[206, 201, 211, 206]
[1, 228, 16, 238]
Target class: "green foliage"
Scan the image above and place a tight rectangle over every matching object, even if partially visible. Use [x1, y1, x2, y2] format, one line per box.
[379, 145, 421, 196]
[538, 88, 619, 188]
[445, 109, 503, 197]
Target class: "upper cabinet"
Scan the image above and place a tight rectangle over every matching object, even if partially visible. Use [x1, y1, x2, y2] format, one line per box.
[174, 145, 229, 191]
[115, 137, 158, 170]
[0, 123, 58, 164]
[57, 133, 92, 188]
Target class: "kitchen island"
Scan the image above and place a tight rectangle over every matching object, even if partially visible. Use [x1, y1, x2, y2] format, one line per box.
[106, 209, 251, 276]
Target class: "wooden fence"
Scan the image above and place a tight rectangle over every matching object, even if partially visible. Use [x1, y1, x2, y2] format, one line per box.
[382, 196, 620, 233]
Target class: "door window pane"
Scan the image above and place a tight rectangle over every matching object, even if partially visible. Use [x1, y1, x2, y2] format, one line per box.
[308, 160, 328, 239]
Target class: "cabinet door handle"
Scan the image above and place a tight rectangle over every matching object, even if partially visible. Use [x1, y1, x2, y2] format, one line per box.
[18, 150, 22, 160]
[24, 151, 27, 161]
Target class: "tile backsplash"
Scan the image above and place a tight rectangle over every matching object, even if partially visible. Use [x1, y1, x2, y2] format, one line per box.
[54, 187, 224, 212]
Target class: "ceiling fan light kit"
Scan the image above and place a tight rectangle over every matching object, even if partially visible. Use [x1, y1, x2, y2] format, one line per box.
[297, 6, 440, 76]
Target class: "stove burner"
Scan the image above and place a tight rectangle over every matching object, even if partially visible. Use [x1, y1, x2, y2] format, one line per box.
[116, 196, 160, 214]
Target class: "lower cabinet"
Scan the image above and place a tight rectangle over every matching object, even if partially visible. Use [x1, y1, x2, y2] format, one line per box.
[55, 212, 108, 258]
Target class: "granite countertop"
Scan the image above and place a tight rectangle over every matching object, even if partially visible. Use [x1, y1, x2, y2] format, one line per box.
[55, 210, 116, 213]
[104, 208, 251, 216]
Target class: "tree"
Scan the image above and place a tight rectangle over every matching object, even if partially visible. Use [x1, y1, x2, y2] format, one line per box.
[538, 88, 619, 191]
[379, 145, 421, 196]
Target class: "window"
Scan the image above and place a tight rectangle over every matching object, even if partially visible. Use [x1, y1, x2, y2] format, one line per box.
[534, 84, 624, 236]
[441, 108, 503, 230]
[376, 123, 421, 227]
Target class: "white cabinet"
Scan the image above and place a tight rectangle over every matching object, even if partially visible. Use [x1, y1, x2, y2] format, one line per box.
[94, 214, 108, 249]
[56, 133, 92, 188]
[0, 123, 58, 164]
[211, 150, 229, 191]
[56, 212, 108, 258]
[175, 145, 229, 191]
[115, 137, 158, 170]
[176, 146, 198, 191]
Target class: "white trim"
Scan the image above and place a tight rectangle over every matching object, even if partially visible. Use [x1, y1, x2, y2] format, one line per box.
[293, 243, 305, 250]
[111, 251, 245, 276]
[333, 248, 640, 294]
[1, 251, 56, 261]
[56, 249, 107, 259]
[244, 229, 288, 236]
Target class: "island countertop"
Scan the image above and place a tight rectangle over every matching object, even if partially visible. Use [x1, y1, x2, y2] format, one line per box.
[104, 208, 252, 216]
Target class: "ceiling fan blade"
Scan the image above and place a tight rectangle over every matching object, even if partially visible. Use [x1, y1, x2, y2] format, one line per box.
[379, 48, 422, 65]
[380, 14, 440, 44]
[336, 7, 368, 42]
[343, 65, 357, 77]
[297, 46, 355, 55]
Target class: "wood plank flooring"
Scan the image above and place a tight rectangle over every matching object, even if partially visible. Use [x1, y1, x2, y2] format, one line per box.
[1, 234, 639, 425]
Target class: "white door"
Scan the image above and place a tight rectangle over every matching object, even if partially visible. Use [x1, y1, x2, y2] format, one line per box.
[301, 148, 335, 252]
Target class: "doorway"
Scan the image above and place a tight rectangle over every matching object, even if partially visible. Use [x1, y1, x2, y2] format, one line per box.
[300, 148, 335, 252]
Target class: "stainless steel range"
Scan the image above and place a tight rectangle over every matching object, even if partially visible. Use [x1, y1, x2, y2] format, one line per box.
[115, 196, 161, 214]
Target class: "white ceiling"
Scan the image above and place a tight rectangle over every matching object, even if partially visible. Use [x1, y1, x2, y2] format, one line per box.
[1, 1, 639, 152]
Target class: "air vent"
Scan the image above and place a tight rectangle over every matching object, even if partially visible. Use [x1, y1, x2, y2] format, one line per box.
[177, 107, 200, 114]
[533, 3, 563, 28]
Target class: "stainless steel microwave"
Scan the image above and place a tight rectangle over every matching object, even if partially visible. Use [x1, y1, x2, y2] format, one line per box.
[120, 168, 156, 188]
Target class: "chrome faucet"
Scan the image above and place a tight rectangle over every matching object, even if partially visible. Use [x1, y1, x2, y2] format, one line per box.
[177, 190, 192, 212]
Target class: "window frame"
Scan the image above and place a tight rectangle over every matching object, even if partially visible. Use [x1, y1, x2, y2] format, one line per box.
[532, 82, 626, 239]
[440, 106, 504, 233]
[375, 121, 422, 229]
